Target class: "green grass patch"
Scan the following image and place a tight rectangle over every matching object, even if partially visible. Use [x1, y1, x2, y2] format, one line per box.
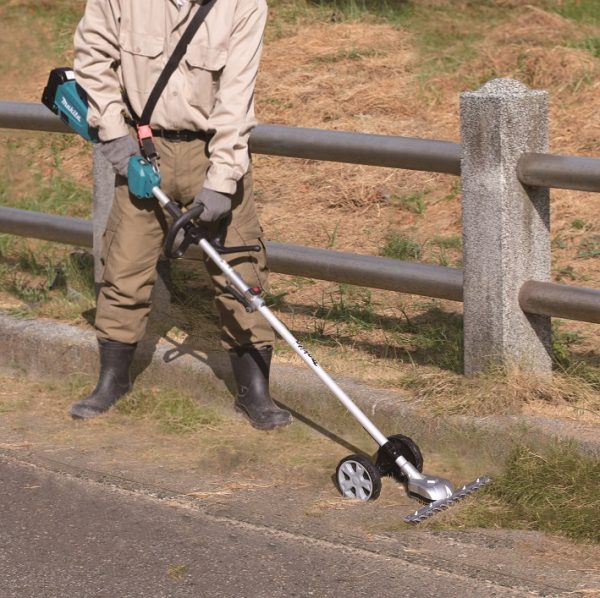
[571, 218, 588, 231]
[313, 284, 376, 330]
[380, 233, 423, 261]
[395, 306, 464, 373]
[553, 265, 577, 282]
[1, 0, 84, 57]
[548, 0, 600, 26]
[391, 0, 508, 84]
[116, 388, 221, 434]
[0, 241, 95, 316]
[391, 191, 427, 215]
[265, 0, 410, 41]
[552, 233, 568, 250]
[309, 0, 411, 24]
[552, 322, 600, 391]
[1, 171, 92, 218]
[264, 289, 289, 310]
[572, 37, 600, 58]
[427, 235, 462, 267]
[420, 440, 600, 543]
[312, 46, 384, 63]
[379, 231, 463, 266]
[0, 234, 14, 259]
[577, 235, 600, 259]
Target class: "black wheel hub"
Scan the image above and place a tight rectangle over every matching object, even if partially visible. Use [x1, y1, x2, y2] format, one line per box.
[376, 434, 424, 481]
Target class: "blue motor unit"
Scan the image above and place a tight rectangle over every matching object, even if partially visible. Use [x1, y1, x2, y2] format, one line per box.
[42, 67, 99, 143]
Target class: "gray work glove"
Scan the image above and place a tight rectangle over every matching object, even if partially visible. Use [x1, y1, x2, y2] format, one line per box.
[99, 135, 139, 177]
[192, 187, 232, 223]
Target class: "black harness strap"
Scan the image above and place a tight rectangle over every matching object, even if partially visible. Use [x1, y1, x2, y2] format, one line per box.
[135, 0, 218, 164]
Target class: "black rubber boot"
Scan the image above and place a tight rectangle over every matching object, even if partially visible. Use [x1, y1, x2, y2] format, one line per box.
[229, 346, 293, 431]
[70, 339, 137, 420]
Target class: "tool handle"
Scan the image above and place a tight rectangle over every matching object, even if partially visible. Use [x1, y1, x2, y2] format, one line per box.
[164, 203, 205, 259]
[158, 190, 260, 259]
[210, 223, 261, 255]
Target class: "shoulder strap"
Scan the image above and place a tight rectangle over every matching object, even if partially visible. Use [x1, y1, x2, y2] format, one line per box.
[138, 0, 218, 126]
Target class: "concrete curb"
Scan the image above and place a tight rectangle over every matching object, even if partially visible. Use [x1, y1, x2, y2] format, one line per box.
[1, 312, 598, 459]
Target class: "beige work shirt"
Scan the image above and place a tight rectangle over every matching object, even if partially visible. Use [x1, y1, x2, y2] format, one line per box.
[74, 0, 268, 194]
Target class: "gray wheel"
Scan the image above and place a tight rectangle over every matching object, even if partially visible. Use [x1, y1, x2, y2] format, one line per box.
[335, 454, 382, 501]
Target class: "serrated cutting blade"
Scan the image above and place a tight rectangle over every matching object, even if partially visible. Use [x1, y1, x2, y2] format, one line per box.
[403, 475, 492, 524]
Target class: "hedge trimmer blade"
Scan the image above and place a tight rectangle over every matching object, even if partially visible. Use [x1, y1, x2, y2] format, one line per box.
[403, 475, 492, 524]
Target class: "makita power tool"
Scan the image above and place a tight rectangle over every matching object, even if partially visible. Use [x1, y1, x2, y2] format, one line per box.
[41, 67, 160, 199]
[42, 67, 99, 143]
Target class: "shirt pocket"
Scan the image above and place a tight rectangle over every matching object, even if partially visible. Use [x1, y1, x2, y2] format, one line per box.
[119, 31, 165, 94]
[184, 41, 227, 112]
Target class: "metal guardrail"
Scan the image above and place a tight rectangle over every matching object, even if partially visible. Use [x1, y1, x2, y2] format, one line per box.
[0, 102, 462, 174]
[0, 206, 91, 248]
[4, 204, 599, 322]
[520, 281, 600, 324]
[4, 102, 600, 192]
[250, 124, 462, 175]
[0, 101, 599, 325]
[0, 205, 463, 302]
[0, 101, 71, 134]
[518, 153, 600, 193]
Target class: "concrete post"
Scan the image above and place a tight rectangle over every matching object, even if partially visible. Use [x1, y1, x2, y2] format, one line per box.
[92, 145, 115, 290]
[91, 147, 171, 314]
[460, 78, 552, 376]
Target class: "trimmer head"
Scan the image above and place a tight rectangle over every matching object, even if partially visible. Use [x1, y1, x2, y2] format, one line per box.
[406, 474, 454, 503]
[404, 475, 492, 523]
[370, 435, 491, 523]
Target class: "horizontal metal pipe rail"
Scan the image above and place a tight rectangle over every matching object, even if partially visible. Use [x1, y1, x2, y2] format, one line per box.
[0, 206, 92, 247]
[518, 153, 600, 193]
[519, 281, 600, 324]
[0, 101, 72, 134]
[259, 241, 463, 300]
[250, 124, 462, 174]
[0, 102, 462, 174]
[1, 206, 599, 323]
[3, 102, 600, 192]
[0, 206, 462, 302]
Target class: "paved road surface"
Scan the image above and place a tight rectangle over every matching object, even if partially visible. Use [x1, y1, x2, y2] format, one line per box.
[1, 456, 540, 598]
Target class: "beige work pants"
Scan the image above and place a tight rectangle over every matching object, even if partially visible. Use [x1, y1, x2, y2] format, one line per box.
[95, 136, 275, 350]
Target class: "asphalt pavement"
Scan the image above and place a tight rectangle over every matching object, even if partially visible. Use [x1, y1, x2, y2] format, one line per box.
[0, 456, 534, 598]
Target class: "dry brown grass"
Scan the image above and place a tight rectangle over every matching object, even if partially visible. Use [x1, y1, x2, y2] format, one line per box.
[258, 22, 416, 128]
[403, 363, 600, 418]
[489, 6, 584, 46]
[254, 19, 460, 254]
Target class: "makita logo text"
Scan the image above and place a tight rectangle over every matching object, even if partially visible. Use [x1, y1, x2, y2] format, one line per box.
[60, 96, 82, 123]
[296, 341, 318, 367]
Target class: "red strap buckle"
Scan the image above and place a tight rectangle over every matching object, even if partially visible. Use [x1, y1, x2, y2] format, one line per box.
[137, 124, 153, 142]
[136, 124, 158, 164]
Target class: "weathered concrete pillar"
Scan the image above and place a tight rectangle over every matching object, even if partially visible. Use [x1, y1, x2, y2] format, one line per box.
[460, 78, 552, 376]
[91, 145, 114, 290]
[92, 147, 171, 314]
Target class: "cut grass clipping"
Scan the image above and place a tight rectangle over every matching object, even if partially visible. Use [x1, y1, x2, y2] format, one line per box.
[427, 440, 600, 544]
[116, 388, 221, 434]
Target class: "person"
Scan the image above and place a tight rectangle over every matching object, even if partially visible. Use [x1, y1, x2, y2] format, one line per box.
[68, 0, 293, 430]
